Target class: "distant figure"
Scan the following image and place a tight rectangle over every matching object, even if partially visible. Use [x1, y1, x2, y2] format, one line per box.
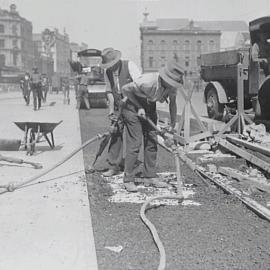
[76, 72, 90, 109]
[20, 72, 31, 105]
[31, 67, 42, 111]
[41, 74, 49, 103]
[62, 77, 70, 105]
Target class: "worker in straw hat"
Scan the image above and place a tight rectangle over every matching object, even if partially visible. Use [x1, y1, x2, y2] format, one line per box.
[121, 60, 184, 192]
[99, 47, 141, 177]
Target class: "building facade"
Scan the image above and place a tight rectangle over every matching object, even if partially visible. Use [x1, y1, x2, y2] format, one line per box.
[140, 15, 221, 80]
[0, 4, 34, 73]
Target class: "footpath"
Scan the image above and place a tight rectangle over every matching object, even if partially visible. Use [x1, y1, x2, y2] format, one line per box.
[0, 91, 98, 270]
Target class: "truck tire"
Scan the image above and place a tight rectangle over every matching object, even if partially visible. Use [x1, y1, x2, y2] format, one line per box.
[206, 88, 224, 120]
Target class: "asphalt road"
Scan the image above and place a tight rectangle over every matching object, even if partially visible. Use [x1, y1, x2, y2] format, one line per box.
[80, 106, 270, 270]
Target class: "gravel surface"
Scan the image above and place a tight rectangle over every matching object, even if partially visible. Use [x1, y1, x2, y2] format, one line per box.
[80, 108, 270, 270]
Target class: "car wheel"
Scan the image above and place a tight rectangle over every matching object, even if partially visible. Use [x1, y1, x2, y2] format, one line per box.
[206, 88, 224, 120]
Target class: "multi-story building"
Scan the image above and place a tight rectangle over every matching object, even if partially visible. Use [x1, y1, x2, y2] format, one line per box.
[0, 4, 34, 73]
[140, 14, 221, 80]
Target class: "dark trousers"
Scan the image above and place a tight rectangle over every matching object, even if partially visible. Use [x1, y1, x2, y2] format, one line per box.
[122, 103, 157, 183]
[32, 84, 42, 110]
[22, 88, 30, 105]
[107, 115, 124, 170]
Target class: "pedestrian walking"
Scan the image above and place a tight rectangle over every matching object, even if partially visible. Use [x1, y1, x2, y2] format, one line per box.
[99, 47, 141, 177]
[121, 60, 184, 192]
[41, 74, 49, 103]
[31, 67, 42, 111]
[20, 72, 31, 105]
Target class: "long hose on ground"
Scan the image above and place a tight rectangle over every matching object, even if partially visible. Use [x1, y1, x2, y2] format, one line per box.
[139, 138, 185, 270]
[0, 133, 107, 195]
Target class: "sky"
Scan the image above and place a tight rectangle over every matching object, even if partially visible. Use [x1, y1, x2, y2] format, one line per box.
[0, 0, 270, 66]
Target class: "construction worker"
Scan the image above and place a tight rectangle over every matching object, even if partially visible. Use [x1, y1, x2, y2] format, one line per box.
[76, 71, 90, 109]
[100, 48, 141, 177]
[31, 67, 42, 111]
[121, 60, 183, 192]
[20, 72, 31, 105]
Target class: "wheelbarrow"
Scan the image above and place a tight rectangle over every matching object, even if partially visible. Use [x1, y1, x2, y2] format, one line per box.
[14, 121, 63, 155]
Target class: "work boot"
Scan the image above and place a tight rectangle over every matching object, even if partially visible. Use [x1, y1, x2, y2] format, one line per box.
[124, 182, 138, 192]
[135, 173, 169, 188]
[102, 168, 120, 177]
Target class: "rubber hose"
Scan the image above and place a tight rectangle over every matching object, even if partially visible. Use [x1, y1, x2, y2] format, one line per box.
[140, 195, 184, 270]
[0, 133, 108, 195]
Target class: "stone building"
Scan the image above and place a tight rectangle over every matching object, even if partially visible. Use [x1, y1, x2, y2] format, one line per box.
[0, 4, 34, 73]
[140, 15, 221, 81]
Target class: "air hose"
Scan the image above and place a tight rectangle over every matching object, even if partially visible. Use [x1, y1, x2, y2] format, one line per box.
[139, 138, 184, 270]
[0, 133, 108, 195]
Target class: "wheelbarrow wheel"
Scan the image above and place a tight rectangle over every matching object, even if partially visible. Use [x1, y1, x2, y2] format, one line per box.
[26, 128, 35, 155]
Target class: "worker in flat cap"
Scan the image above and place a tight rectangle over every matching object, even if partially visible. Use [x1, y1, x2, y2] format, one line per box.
[100, 47, 141, 177]
[121, 60, 184, 192]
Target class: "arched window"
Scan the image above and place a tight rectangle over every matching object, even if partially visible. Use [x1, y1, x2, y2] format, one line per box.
[196, 40, 202, 52]
[0, 24, 4, 33]
[184, 40, 190, 53]
[160, 40, 166, 50]
[209, 40, 215, 51]
[148, 40, 154, 50]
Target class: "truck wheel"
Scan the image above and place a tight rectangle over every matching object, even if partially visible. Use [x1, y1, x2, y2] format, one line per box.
[206, 88, 224, 120]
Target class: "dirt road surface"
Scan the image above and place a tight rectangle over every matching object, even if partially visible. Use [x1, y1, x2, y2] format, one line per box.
[80, 105, 270, 270]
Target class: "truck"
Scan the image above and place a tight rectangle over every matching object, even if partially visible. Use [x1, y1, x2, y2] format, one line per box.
[200, 16, 270, 121]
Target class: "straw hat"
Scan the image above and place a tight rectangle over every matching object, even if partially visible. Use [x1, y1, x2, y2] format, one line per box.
[159, 61, 184, 88]
[100, 48, 121, 69]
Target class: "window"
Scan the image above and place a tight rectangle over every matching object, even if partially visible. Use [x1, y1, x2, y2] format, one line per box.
[0, 39, 5, 48]
[160, 40, 166, 50]
[12, 39, 18, 47]
[196, 40, 202, 52]
[149, 56, 154, 68]
[148, 40, 154, 50]
[0, 54, 5, 66]
[184, 40, 190, 53]
[12, 24, 17, 35]
[160, 56, 166, 67]
[13, 51, 18, 66]
[185, 56, 190, 67]
[209, 40, 215, 51]
[0, 24, 4, 33]
[172, 40, 178, 50]
[173, 52, 179, 62]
